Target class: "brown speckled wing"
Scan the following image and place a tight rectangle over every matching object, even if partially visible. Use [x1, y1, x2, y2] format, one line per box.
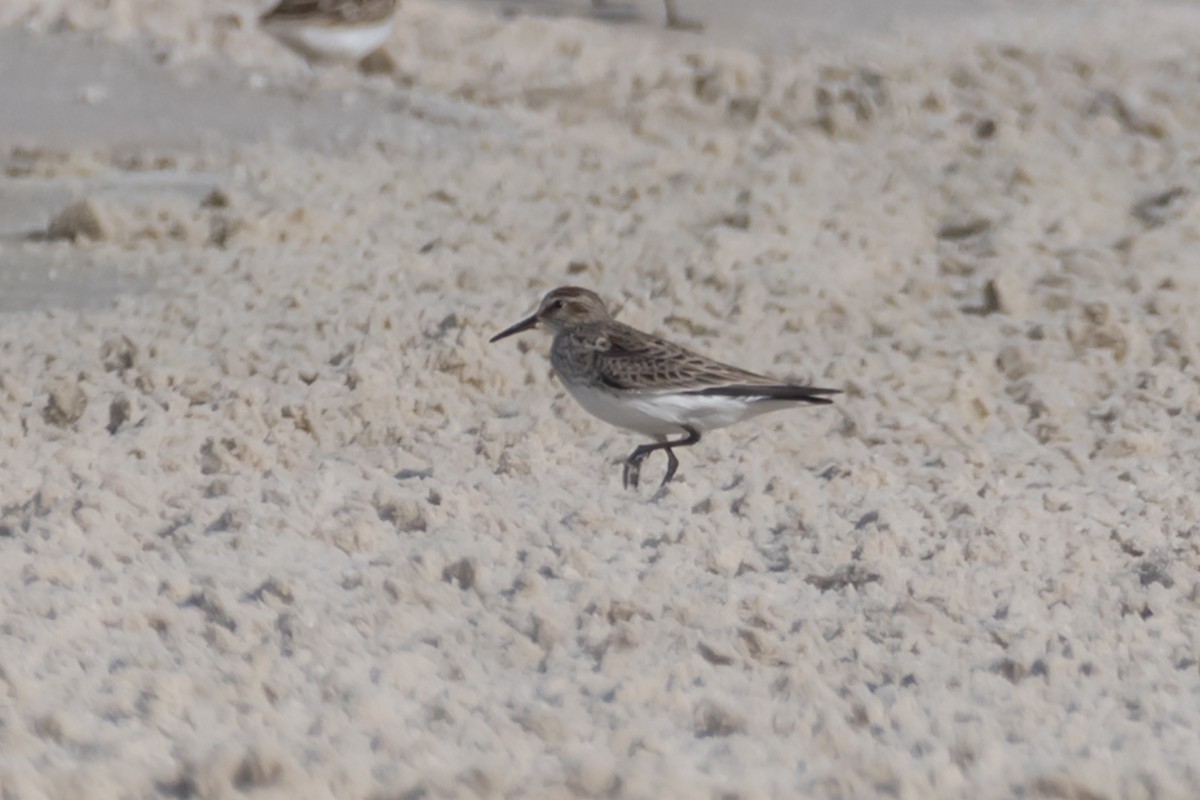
[590, 322, 820, 396]
[261, 0, 395, 24]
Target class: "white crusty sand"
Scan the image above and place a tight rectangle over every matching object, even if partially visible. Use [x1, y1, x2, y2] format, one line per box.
[1, 0, 1199, 797]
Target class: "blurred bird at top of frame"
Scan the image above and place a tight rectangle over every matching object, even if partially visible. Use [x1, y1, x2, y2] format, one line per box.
[259, 0, 399, 64]
[592, 0, 702, 31]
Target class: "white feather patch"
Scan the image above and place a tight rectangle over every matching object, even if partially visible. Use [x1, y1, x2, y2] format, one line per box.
[265, 17, 394, 61]
[562, 382, 795, 436]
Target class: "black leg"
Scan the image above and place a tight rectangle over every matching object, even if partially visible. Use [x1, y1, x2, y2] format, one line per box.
[622, 442, 652, 489]
[662, 448, 680, 486]
[659, 426, 699, 486]
[622, 427, 701, 489]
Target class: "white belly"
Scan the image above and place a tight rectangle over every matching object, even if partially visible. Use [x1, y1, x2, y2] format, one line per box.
[562, 382, 792, 437]
[266, 18, 394, 61]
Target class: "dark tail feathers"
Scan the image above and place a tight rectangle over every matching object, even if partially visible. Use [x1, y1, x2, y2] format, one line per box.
[688, 384, 841, 404]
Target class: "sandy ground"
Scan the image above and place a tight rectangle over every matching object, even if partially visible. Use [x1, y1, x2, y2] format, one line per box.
[1, 0, 1199, 797]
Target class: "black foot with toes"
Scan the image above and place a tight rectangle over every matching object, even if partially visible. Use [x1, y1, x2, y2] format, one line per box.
[623, 450, 647, 489]
[621, 426, 701, 491]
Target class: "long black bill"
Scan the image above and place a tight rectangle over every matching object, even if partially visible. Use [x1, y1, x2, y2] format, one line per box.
[489, 314, 539, 343]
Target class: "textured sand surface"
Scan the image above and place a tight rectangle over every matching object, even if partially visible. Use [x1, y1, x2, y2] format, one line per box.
[1, 1, 1199, 798]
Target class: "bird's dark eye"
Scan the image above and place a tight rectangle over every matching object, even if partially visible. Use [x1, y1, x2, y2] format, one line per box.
[551, 300, 564, 310]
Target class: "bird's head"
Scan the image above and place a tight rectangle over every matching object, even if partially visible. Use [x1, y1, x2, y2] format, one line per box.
[490, 286, 612, 341]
